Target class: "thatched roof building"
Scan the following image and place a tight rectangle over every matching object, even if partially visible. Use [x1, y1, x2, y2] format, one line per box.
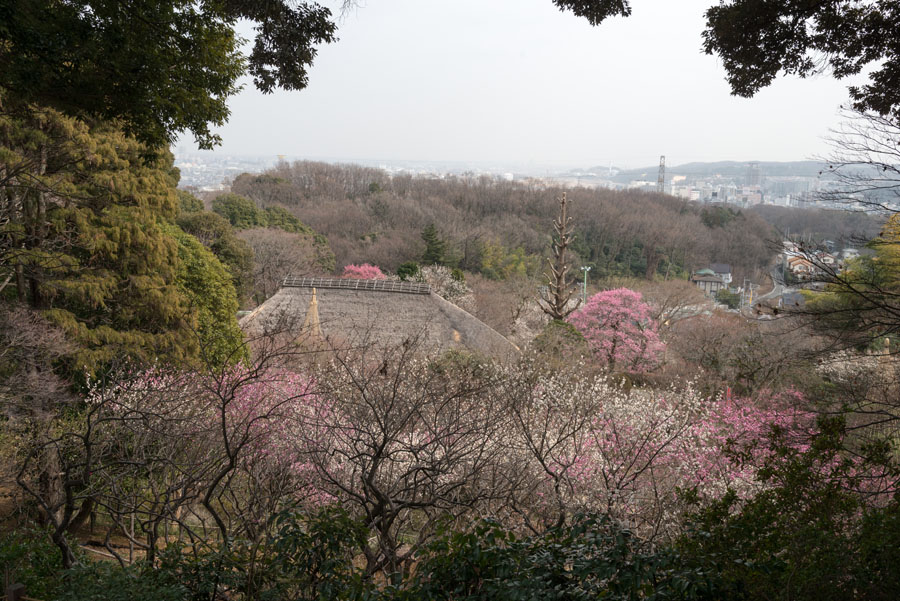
[240, 277, 519, 361]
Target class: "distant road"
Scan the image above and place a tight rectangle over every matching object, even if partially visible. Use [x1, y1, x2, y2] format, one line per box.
[753, 265, 791, 306]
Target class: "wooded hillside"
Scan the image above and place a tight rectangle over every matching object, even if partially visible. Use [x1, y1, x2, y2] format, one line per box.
[230, 161, 777, 284]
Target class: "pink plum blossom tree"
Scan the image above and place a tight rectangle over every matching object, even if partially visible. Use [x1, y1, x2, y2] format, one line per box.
[567, 288, 665, 372]
[341, 263, 386, 279]
[502, 362, 822, 538]
[16, 364, 324, 567]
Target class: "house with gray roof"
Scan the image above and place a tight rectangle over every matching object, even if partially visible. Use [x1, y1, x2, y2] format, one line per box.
[240, 277, 519, 361]
[690, 269, 727, 296]
[709, 263, 732, 284]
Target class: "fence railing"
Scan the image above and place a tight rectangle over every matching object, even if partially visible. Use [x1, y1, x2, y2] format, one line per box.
[281, 277, 431, 295]
[5, 583, 32, 601]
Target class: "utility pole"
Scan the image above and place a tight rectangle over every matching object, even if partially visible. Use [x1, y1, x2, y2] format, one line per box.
[742, 278, 752, 309]
[783, 227, 789, 285]
[581, 265, 592, 305]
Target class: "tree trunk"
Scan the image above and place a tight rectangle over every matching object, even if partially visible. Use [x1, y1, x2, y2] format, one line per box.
[644, 251, 661, 280]
[67, 497, 95, 533]
[52, 526, 78, 570]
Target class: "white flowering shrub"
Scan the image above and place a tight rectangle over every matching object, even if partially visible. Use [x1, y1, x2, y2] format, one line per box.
[420, 265, 476, 312]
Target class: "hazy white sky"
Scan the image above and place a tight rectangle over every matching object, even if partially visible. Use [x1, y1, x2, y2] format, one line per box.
[180, 0, 860, 169]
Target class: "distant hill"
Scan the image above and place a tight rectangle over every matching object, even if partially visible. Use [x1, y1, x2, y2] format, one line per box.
[601, 160, 828, 182]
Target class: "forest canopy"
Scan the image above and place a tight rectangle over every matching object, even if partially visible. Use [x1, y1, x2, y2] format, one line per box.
[0, 0, 336, 148]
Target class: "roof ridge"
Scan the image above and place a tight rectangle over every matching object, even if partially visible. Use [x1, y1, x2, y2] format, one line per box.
[281, 276, 432, 295]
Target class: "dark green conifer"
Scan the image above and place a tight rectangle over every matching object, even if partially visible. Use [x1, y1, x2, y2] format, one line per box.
[421, 223, 447, 265]
[1, 103, 242, 372]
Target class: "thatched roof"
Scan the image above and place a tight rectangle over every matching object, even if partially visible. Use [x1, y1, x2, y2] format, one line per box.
[240, 277, 519, 361]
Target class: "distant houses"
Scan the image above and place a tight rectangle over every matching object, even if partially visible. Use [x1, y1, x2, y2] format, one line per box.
[841, 248, 860, 261]
[690, 263, 744, 309]
[710, 263, 732, 284]
[786, 256, 816, 278]
[782, 239, 847, 281]
[690, 268, 727, 296]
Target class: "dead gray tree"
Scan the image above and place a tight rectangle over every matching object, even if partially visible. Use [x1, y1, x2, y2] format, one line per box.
[539, 192, 581, 320]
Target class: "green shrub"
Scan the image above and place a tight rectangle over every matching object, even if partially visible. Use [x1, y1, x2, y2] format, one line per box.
[678, 416, 900, 601]
[404, 515, 719, 601]
[715, 288, 741, 309]
[397, 262, 421, 281]
[57, 562, 185, 601]
[0, 527, 67, 600]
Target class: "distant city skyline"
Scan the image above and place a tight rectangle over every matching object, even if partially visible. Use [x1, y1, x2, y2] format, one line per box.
[176, 0, 863, 168]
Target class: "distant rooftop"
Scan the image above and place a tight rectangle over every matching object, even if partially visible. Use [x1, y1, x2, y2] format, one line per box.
[281, 276, 431, 295]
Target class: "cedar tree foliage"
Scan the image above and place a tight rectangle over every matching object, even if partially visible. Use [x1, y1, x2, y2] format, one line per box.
[0, 104, 243, 371]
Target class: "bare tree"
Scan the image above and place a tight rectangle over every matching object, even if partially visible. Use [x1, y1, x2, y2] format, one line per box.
[307, 340, 514, 577]
[238, 227, 327, 304]
[776, 111, 900, 352]
[818, 109, 900, 215]
[9, 320, 322, 569]
[499, 361, 714, 541]
[0, 305, 74, 562]
[539, 192, 580, 320]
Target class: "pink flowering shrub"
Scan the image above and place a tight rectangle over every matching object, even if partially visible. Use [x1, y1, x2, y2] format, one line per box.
[567, 288, 665, 372]
[509, 369, 821, 535]
[85, 360, 882, 553]
[341, 263, 386, 279]
[684, 389, 819, 496]
[93, 367, 332, 509]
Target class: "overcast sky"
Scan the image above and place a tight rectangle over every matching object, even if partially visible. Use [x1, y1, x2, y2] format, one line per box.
[178, 0, 860, 169]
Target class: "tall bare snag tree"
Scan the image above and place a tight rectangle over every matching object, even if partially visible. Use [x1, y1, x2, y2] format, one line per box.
[540, 192, 581, 321]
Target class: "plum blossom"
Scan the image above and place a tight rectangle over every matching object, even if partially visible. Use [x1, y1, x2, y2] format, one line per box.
[567, 288, 665, 373]
[341, 263, 386, 279]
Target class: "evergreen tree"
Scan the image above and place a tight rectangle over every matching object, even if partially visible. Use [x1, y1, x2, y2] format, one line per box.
[167, 224, 245, 368]
[0, 103, 241, 372]
[264, 205, 311, 234]
[177, 210, 255, 304]
[213, 193, 268, 229]
[421, 223, 447, 265]
[176, 190, 204, 214]
[397, 262, 421, 281]
[0, 0, 337, 148]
